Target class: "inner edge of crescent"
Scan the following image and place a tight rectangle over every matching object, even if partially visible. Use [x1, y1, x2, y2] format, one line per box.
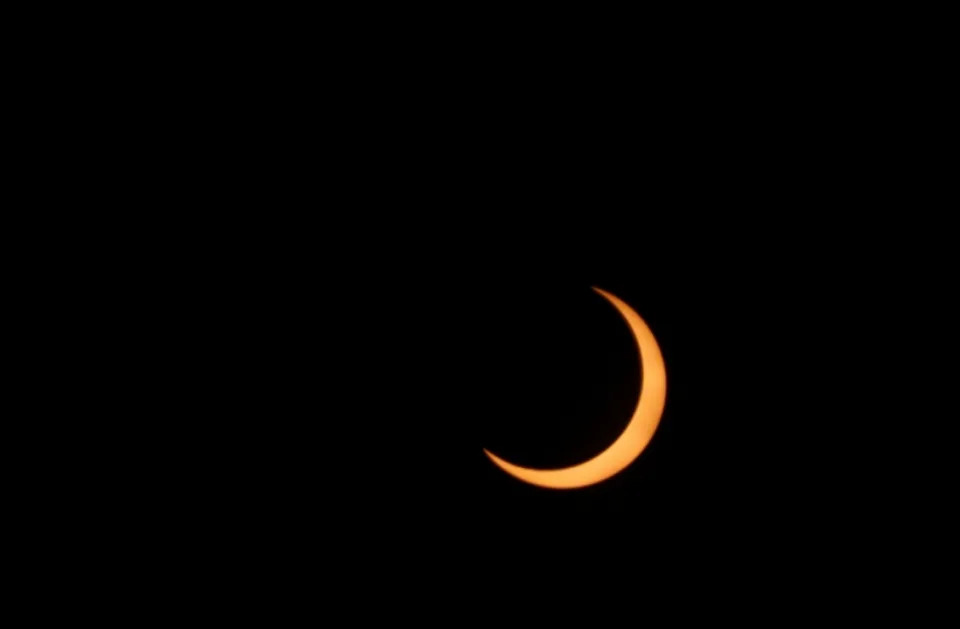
[483, 286, 667, 489]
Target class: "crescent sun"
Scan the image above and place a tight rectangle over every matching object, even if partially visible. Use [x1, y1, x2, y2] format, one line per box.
[484, 287, 667, 489]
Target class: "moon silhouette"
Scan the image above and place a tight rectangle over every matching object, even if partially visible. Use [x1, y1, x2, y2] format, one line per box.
[484, 287, 667, 489]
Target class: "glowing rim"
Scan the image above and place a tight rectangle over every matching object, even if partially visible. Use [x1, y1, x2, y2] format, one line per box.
[484, 287, 667, 489]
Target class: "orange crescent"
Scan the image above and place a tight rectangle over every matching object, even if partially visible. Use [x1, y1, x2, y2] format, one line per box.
[484, 287, 667, 489]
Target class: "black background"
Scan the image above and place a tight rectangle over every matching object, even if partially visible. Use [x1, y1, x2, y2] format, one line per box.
[90, 45, 953, 599]
[19, 7, 956, 617]
[177, 205, 950, 589]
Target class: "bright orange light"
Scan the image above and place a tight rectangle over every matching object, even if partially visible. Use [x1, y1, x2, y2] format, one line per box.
[484, 287, 667, 489]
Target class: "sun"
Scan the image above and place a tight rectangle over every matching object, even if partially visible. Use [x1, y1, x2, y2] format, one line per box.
[483, 287, 667, 489]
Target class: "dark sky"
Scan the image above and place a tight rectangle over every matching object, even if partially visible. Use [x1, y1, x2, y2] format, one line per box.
[43, 12, 953, 614]
[148, 57, 952, 590]
[191, 211, 949, 589]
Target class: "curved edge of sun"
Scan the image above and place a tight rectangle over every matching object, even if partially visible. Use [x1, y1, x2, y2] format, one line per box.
[482, 286, 667, 490]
